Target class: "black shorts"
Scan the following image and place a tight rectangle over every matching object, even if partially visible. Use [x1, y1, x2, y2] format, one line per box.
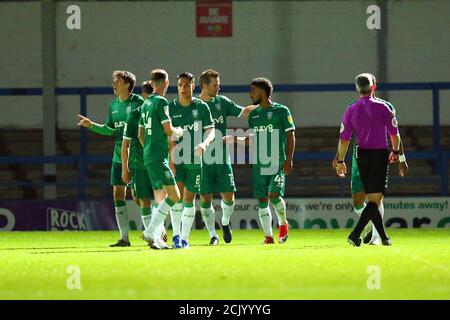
[356, 147, 389, 195]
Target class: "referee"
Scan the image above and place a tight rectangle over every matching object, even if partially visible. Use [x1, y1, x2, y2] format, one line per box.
[335, 73, 402, 246]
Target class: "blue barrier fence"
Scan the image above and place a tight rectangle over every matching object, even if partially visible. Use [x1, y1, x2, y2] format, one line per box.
[0, 82, 449, 198]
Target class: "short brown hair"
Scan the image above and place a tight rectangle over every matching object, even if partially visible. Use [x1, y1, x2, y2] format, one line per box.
[199, 69, 220, 87]
[251, 77, 273, 97]
[150, 69, 168, 87]
[113, 70, 136, 92]
[141, 81, 153, 95]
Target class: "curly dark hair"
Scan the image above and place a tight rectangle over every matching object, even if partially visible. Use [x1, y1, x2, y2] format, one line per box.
[251, 77, 273, 97]
[112, 70, 136, 92]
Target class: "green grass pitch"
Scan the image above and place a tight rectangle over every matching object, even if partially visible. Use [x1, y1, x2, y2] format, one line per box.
[0, 229, 448, 300]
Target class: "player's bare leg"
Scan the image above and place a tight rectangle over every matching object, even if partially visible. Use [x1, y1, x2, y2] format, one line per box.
[258, 197, 274, 244]
[110, 185, 131, 247]
[220, 192, 235, 243]
[269, 192, 289, 243]
[131, 188, 140, 206]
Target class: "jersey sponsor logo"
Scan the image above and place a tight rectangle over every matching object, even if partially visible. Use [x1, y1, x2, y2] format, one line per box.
[340, 123, 345, 133]
[214, 115, 224, 124]
[215, 103, 221, 111]
[184, 122, 200, 131]
[126, 105, 132, 114]
[392, 117, 398, 128]
[251, 115, 259, 119]
[173, 114, 182, 118]
[267, 112, 273, 120]
[192, 110, 199, 118]
[254, 124, 274, 133]
[114, 121, 126, 128]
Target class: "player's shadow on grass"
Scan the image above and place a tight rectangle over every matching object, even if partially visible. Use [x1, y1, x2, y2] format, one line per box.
[192, 243, 257, 247]
[0, 244, 152, 252]
[29, 248, 152, 255]
[0, 246, 84, 251]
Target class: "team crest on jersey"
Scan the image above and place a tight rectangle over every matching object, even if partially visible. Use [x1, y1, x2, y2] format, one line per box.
[192, 110, 199, 118]
[215, 103, 221, 111]
[164, 171, 172, 179]
[267, 112, 273, 120]
[126, 105, 132, 114]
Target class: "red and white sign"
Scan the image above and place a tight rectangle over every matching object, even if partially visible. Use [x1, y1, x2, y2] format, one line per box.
[196, 0, 232, 37]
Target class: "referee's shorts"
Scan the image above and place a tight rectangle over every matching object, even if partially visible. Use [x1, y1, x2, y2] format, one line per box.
[355, 147, 389, 195]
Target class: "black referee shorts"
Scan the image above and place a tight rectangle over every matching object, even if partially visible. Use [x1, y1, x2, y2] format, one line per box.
[356, 147, 389, 195]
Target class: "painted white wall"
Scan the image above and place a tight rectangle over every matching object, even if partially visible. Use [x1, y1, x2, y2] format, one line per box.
[0, 1, 448, 129]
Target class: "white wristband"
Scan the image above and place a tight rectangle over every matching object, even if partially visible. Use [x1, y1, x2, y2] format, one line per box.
[172, 127, 184, 139]
[399, 154, 406, 162]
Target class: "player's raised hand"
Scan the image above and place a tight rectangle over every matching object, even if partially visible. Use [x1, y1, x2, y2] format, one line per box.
[282, 159, 293, 176]
[77, 115, 93, 128]
[399, 161, 409, 177]
[194, 142, 207, 157]
[336, 162, 347, 177]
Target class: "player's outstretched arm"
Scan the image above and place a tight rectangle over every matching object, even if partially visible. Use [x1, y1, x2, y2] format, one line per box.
[241, 105, 258, 119]
[282, 130, 295, 176]
[195, 128, 215, 156]
[162, 122, 184, 139]
[223, 129, 254, 146]
[77, 115, 115, 136]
